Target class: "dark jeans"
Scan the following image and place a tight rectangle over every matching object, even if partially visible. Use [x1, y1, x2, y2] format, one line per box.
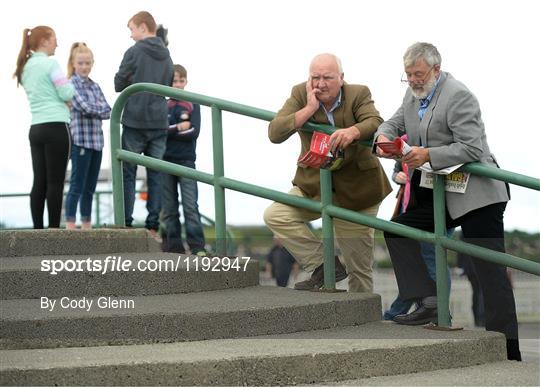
[122, 126, 167, 230]
[29, 122, 71, 228]
[267, 245, 296, 287]
[161, 160, 205, 253]
[384, 199, 520, 360]
[383, 235, 452, 320]
[65, 145, 102, 222]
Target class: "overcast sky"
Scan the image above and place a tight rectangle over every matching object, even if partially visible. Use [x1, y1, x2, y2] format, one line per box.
[1, 0, 539, 232]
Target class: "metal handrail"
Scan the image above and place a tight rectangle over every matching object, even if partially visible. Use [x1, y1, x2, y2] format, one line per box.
[110, 83, 540, 327]
[0, 190, 237, 254]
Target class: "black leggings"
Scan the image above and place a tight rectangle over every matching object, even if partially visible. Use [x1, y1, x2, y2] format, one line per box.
[29, 122, 71, 228]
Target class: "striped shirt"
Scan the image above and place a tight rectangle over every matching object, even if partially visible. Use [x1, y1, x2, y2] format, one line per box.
[70, 74, 111, 151]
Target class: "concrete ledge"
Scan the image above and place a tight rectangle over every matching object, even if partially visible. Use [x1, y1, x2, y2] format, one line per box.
[0, 322, 507, 386]
[0, 254, 258, 299]
[0, 229, 160, 257]
[0, 287, 381, 349]
[316, 360, 538, 386]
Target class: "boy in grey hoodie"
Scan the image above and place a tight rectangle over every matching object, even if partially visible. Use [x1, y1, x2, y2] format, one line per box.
[114, 11, 174, 236]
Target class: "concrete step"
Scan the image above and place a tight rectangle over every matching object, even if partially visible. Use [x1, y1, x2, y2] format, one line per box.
[0, 229, 160, 257]
[0, 321, 507, 386]
[0, 286, 381, 349]
[0, 254, 258, 299]
[316, 360, 539, 386]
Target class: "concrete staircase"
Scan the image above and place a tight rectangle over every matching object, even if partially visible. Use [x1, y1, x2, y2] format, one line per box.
[0, 229, 508, 386]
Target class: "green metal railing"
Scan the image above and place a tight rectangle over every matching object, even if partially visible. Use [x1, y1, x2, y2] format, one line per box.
[111, 82, 540, 327]
[0, 190, 237, 253]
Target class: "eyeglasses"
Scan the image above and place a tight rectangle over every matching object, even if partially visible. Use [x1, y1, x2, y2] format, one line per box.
[400, 66, 435, 84]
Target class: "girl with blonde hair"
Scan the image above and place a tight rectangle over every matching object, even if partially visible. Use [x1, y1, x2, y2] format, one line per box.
[64, 42, 110, 229]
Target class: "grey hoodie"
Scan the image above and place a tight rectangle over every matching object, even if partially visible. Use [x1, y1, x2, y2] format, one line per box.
[114, 37, 174, 129]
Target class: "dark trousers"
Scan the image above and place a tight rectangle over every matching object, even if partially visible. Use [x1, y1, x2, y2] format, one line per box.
[29, 122, 71, 228]
[121, 126, 167, 230]
[384, 176, 520, 360]
[458, 252, 486, 327]
[161, 160, 206, 254]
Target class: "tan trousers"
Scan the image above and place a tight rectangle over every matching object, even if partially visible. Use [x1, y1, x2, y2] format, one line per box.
[263, 186, 380, 292]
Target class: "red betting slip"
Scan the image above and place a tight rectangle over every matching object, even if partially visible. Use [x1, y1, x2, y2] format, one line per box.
[375, 137, 411, 156]
[297, 132, 344, 171]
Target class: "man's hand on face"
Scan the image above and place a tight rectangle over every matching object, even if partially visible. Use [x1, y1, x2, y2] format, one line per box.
[306, 78, 321, 113]
[329, 126, 360, 153]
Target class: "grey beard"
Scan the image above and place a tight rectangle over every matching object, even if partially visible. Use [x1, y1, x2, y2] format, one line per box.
[410, 76, 437, 99]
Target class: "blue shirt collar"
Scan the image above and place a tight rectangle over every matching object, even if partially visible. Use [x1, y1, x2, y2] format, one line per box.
[320, 90, 342, 126]
[320, 90, 342, 113]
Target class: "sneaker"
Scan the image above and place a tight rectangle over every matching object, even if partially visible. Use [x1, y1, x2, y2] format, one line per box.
[294, 256, 347, 290]
[195, 250, 208, 257]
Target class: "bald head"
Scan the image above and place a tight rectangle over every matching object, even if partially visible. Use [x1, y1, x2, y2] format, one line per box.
[309, 53, 343, 75]
[308, 53, 344, 109]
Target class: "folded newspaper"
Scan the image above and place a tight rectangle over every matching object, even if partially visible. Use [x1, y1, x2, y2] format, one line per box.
[418, 162, 469, 193]
[418, 162, 463, 175]
[297, 131, 344, 171]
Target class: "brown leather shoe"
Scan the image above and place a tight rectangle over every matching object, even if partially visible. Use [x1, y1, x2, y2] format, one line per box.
[294, 256, 347, 290]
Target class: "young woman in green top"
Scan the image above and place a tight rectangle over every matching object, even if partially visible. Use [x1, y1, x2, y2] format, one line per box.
[14, 26, 74, 228]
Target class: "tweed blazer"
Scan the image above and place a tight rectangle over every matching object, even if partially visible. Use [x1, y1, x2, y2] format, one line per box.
[269, 83, 391, 211]
[374, 72, 509, 219]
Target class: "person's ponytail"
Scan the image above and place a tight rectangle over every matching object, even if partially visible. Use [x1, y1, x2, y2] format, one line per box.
[14, 29, 32, 86]
[13, 26, 54, 87]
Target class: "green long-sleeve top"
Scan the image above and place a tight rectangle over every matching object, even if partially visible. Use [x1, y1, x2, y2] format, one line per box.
[22, 52, 74, 125]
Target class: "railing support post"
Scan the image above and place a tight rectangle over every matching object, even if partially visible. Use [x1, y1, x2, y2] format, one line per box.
[320, 169, 336, 289]
[110, 108, 125, 227]
[433, 174, 451, 326]
[212, 106, 227, 255]
[95, 192, 101, 227]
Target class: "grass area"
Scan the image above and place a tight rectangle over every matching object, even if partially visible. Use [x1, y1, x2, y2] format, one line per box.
[203, 225, 540, 269]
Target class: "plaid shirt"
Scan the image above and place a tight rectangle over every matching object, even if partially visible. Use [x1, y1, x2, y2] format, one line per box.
[70, 74, 111, 150]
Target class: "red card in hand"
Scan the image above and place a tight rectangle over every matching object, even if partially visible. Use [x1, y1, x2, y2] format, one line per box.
[297, 132, 344, 171]
[375, 137, 405, 156]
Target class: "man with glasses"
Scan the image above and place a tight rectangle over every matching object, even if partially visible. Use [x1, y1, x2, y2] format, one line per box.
[264, 53, 391, 292]
[373, 42, 521, 361]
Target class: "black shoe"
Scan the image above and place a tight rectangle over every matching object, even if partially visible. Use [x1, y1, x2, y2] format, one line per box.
[393, 304, 438, 326]
[294, 256, 347, 290]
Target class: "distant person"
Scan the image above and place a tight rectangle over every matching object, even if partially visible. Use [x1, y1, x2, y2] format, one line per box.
[14, 26, 74, 229]
[265, 238, 297, 287]
[374, 42, 520, 361]
[264, 53, 391, 292]
[114, 11, 174, 238]
[161, 64, 206, 255]
[156, 24, 168, 47]
[64, 42, 111, 230]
